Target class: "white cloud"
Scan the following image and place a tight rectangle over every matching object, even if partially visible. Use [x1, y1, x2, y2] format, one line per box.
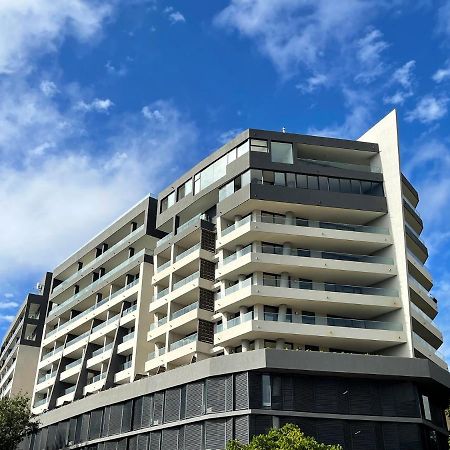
[354, 29, 389, 83]
[0, 81, 199, 283]
[164, 6, 186, 24]
[218, 128, 244, 144]
[0, 301, 19, 310]
[215, 0, 384, 78]
[4, 293, 14, 299]
[0, 0, 113, 74]
[0, 316, 15, 323]
[39, 80, 59, 97]
[437, 0, 450, 38]
[405, 95, 449, 123]
[105, 61, 128, 77]
[432, 61, 450, 83]
[296, 74, 328, 93]
[392, 60, 415, 88]
[384, 91, 413, 105]
[75, 98, 114, 113]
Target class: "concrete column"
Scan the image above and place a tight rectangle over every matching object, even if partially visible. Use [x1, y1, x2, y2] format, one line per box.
[254, 271, 263, 286]
[239, 306, 248, 318]
[241, 340, 250, 352]
[255, 338, 265, 350]
[280, 272, 289, 288]
[234, 215, 242, 223]
[252, 210, 262, 222]
[285, 211, 295, 225]
[252, 241, 262, 253]
[279, 304, 287, 322]
[254, 304, 264, 320]
[283, 242, 292, 255]
[276, 339, 285, 349]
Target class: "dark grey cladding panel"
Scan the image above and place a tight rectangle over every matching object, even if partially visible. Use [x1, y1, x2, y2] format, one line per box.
[248, 129, 379, 153]
[405, 225, 429, 258]
[249, 151, 383, 182]
[218, 181, 387, 217]
[36, 349, 450, 428]
[401, 173, 419, 201]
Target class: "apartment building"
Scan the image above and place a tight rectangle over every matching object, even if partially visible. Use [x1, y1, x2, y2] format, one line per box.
[21, 111, 450, 449]
[31, 196, 162, 414]
[0, 272, 51, 400]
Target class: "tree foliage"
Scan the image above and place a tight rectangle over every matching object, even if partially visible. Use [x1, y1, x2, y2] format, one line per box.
[0, 394, 39, 450]
[226, 423, 343, 450]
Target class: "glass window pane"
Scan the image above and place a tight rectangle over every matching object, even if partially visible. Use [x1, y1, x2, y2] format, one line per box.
[307, 175, 319, 190]
[286, 173, 296, 188]
[339, 178, 351, 193]
[262, 375, 271, 408]
[237, 140, 249, 157]
[241, 170, 251, 187]
[350, 179, 361, 194]
[251, 169, 263, 184]
[319, 176, 329, 191]
[251, 139, 267, 147]
[167, 192, 175, 208]
[361, 180, 372, 194]
[296, 174, 308, 189]
[328, 177, 340, 192]
[219, 181, 234, 202]
[263, 171, 274, 185]
[227, 149, 237, 164]
[271, 142, 293, 164]
[274, 172, 285, 186]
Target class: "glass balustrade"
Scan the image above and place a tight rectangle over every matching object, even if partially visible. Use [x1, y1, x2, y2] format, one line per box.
[175, 243, 201, 262]
[120, 360, 132, 371]
[173, 271, 199, 291]
[42, 344, 64, 360]
[216, 311, 253, 333]
[34, 397, 48, 408]
[63, 385, 76, 395]
[52, 225, 145, 295]
[222, 246, 252, 266]
[413, 333, 445, 360]
[221, 214, 388, 236]
[92, 315, 120, 334]
[148, 347, 166, 361]
[65, 331, 90, 349]
[91, 343, 113, 358]
[37, 370, 57, 384]
[65, 358, 83, 371]
[170, 302, 198, 320]
[149, 316, 167, 331]
[410, 303, 436, 326]
[90, 372, 106, 384]
[298, 157, 380, 173]
[169, 333, 198, 351]
[123, 304, 137, 316]
[156, 260, 171, 273]
[50, 250, 147, 317]
[403, 196, 421, 218]
[122, 332, 135, 343]
[155, 287, 170, 300]
[156, 232, 173, 247]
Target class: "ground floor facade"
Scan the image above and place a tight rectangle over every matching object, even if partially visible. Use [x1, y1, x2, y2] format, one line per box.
[23, 349, 450, 450]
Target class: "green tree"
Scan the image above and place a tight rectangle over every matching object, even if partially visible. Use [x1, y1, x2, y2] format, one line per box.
[226, 423, 343, 450]
[0, 394, 39, 450]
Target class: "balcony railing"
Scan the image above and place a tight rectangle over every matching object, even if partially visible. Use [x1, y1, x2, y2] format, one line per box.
[122, 332, 135, 343]
[221, 214, 388, 237]
[410, 303, 436, 326]
[123, 304, 137, 316]
[169, 333, 198, 351]
[299, 157, 380, 173]
[89, 372, 106, 384]
[156, 232, 173, 247]
[177, 213, 211, 235]
[175, 243, 201, 262]
[63, 385, 76, 395]
[222, 245, 252, 265]
[92, 315, 120, 334]
[408, 276, 436, 303]
[155, 286, 170, 300]
[42, 344, 64, 361]
[170, 302, 198, 321]
[403, 196, 421, 218]
[149, 316, 167, 331]
[261, 312, 403, 331]
[65, 331, 90, 350]
[413, 333, 445, 360]
[173, 271, 199, 291]
[120, 360, 132, 371]
[52, 225, 145, 296]
[156, 260, 171, 273]
[65, 358, 83, 371]
[91, 343, 113, 358]
[37, 370, 57, 384]
[216, 311, 253, 333]
[34, 397, 48, 408]
[49, 250, 148, 317]
[148, 347, 166, 361]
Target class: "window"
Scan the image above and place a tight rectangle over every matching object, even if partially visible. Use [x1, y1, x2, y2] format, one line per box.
[264, 340, 277, 349]
[271, 142, 293, 164]
[219, 181, 234, 202]
[307, 175, 319, 190]
[274, 172, 285, 186]
[422, 395, 432, 421]
[262, 375, 271, 408]
[263, 273, 281, 287]
[319, 176, 329, 191]
[177, 179, 192, 201]
[250, 139, 268, 153]
[227, 148, 237, 164]
[302, 311, 316, 325]
[161, 191, 175, 212]
[237, 140, 249, 157]
[296, 174, 308, 189]
[286, 173, 296, 188]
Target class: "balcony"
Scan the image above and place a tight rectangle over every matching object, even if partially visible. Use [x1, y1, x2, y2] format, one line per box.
[84, 372, 107, 394]
[408, 276, 437, 319]
[49, 250, 148, 319]
[218, 245, 395, 285]
[51, 225, 145, 297]
[410, 303, 443, 348]
[413, 333, 447, 369]
[117, 332, 135, 355]
[36, 370, 57, 386]
[215, 312, 405, 353]
[407, 250, 433, 291]
[215, 276, 400, 317]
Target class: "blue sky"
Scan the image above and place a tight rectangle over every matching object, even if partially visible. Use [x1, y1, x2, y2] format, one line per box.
[0, 0, 449, 361]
